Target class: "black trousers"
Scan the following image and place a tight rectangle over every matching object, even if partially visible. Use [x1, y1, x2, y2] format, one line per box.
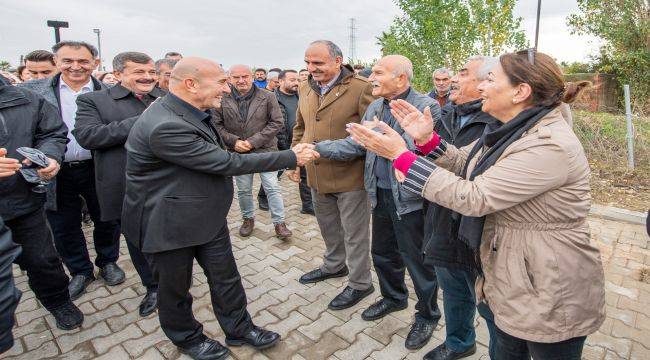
[372, 189, 441, 322]
[258, 166, 313, 211]
[47, 162, 120, 277]
[150, 225, 253, 347]
[5, 208, 70, 310]
[116, 221, 157, 290]
[494, 325, 586, 360]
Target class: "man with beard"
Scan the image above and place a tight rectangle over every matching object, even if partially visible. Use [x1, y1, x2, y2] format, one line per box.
[422, 56, 498, 360]
[253, 68, 267, 89]
[73, 52, 164, 317]
[19, 41, 124, 301]
[213, 65, 292, 239]
[24, 50, 57, 80]
[315, 55, 442, 350]
[258, 70, 314, 214]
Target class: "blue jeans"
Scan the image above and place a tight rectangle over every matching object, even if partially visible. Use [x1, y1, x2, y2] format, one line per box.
[235, 171, 285, 224]
[435, 266, 477, 353]
[477, 301, 498, 359]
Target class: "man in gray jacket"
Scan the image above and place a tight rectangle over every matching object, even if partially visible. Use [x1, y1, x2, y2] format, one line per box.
[315, 55, 442, 350]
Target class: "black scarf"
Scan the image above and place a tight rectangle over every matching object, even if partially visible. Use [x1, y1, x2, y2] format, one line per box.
[451, 105, 554, 270]
[450, 99, 484, 135]
[231, 85, 257, 121]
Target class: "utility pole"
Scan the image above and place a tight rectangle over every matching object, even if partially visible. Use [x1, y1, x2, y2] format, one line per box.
[47, 20, 69, 44]
[93, 28, 103, 71]
[534, 0, 542, 49]
[348, 18, 357, 63]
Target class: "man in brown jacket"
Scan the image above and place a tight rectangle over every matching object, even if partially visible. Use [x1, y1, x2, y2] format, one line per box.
[213, 64, 292, 239]
[289, 40, 376, 310]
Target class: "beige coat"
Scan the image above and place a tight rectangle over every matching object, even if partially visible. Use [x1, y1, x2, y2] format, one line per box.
[420, 108, 605, 343]
[291, 65, 375, 194]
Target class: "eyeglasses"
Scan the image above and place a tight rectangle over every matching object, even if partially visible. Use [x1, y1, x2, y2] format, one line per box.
[517, 48, 536, 65]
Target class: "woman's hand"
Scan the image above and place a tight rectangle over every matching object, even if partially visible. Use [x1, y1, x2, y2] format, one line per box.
[390, 99, 435, 145]
[346, 121, 408, 160]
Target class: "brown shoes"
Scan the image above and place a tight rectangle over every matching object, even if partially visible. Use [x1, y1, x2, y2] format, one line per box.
[274, 222, 292, 240]
[239, 218, 254, 237]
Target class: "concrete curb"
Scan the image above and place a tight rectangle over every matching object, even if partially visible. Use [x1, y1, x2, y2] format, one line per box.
[590, 204, 647, 225]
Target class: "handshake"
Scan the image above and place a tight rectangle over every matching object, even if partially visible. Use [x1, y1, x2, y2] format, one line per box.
[291, 143, 320, 166]
[288, 143, 320, 182]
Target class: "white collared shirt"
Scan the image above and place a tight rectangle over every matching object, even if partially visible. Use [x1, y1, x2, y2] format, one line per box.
[318, 69, 342, 96]
[59, 78, 93, 162]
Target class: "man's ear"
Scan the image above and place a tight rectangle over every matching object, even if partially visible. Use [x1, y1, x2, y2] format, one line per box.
[93, 58, 100, 70]
[113, 71, 123, 82]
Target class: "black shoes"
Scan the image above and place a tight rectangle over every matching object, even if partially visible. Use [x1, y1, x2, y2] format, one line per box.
[361, 298, 408, 321]
[139, 289, 158, 317]
[405, 318, 437, 350]
[179, 338, 230, 360]
[225, 325, 280, 350]
[50, 301, 84, 330]
[424, 343, 477, 360]
[299, 267, 349, 284]
[328, 285, 375, 310]
[300, 208, 315, 215]
[68, 274, 94, 300]
[99, 262, 126, 286]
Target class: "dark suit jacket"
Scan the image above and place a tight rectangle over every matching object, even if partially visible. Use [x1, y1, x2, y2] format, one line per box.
[212, 87, 284, 153]
[122, 94, 297, 253]
[73, 84, 166, 221]
[18, 74, 105, 211]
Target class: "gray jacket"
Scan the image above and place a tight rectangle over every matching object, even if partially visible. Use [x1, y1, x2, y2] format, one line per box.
[18, 74, 105, 211]
[315, 88, 440, 216]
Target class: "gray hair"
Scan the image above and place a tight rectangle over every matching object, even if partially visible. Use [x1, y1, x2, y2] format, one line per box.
[382, 55, 414, 82]
[433, 67, 453, 77]
[310, 40, 343, 60]
[467, 56, 497, 81]
[112, 52, 153, 72]
[154, 58, 178, 72]
[52, 41, 98, 58]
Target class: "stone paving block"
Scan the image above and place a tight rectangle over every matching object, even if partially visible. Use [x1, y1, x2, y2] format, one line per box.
[12, 317, 48, 338]
[331, 311, 377, 343]
[297, 331, 350, 360]
[333, 332, 384, 360]
[266, 311, 312, 338]
[606, 281, 640, 300]
[363, 315, 409, 345]
[268, 279, 307, 302]
[247, 278, 283, 302]
[56, 321, 112, 352]
[582, 344, 607, 360]
[106, 309, 142, 332]
[3, 340, 23, 357]
[15, 306, 49, 327]
[93, 345, 129, 360]
[23, 329, 53, 351]
[247, 261, 283, 281]
[297, 312, 344, 341]
[136, 314, 161, 334]
[254, 310, 281, 328]
[262, 330, 314, 360]
[248, 293, 281, 317]
[11, 340, 59, 359]
[57, 341, 96, 360]
[271, 267, 306, 286]
[267, 294, 309, 319]
[92, 323, 144, 354]
[91, 287, 138, 311]
[612, 318, 650, 350]
[81, 303, 125, 329]
[15, 297, 38, 314]
[586, 330, 632, 359]
[138, 347, 166, 359]
[369, 334, 408, 360]
[122, 328, 168, 357]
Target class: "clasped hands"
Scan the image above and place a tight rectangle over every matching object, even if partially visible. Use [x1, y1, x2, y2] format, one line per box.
[0, 147, 60, 179]
[287, 143, 320, 182]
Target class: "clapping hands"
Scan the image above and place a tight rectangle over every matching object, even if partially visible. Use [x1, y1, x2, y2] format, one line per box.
[390, 99, 435, 145]
[291, 143, 320, 167]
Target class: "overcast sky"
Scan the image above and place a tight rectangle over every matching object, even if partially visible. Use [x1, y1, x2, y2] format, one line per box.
[0, 0, 601, 71]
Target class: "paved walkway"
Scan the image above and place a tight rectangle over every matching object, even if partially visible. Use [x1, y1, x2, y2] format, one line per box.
[4, 178, 650, 359]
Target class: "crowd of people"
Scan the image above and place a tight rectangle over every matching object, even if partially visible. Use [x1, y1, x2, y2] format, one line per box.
[0, 37, 609, 360]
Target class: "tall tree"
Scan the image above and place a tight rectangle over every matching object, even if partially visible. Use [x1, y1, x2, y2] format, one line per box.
[378, 0, 527, 91]
[568, 0, 650, 112]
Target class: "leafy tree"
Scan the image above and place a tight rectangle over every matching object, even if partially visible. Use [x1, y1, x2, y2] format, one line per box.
[560, 61, 596, 74]
[0, 61, 10, 71]
[378, 0, 527, 91]
[568, 0, 650, 112]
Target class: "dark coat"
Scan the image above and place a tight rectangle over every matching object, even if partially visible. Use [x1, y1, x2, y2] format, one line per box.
[212, 87, 285, 153]
[18, 74, 105, 211]
[423, 100, 496, 269]
[122, 94, 297, 253]
[0, 85, 68, 220]
[274, 88, 299, 151]
[0, 216, 21, 354]
[73, 84, 166, 221]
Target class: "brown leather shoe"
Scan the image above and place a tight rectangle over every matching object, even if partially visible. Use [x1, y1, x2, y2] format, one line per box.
[239, 218, 254, 237]
[274, 222, 292, 240]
